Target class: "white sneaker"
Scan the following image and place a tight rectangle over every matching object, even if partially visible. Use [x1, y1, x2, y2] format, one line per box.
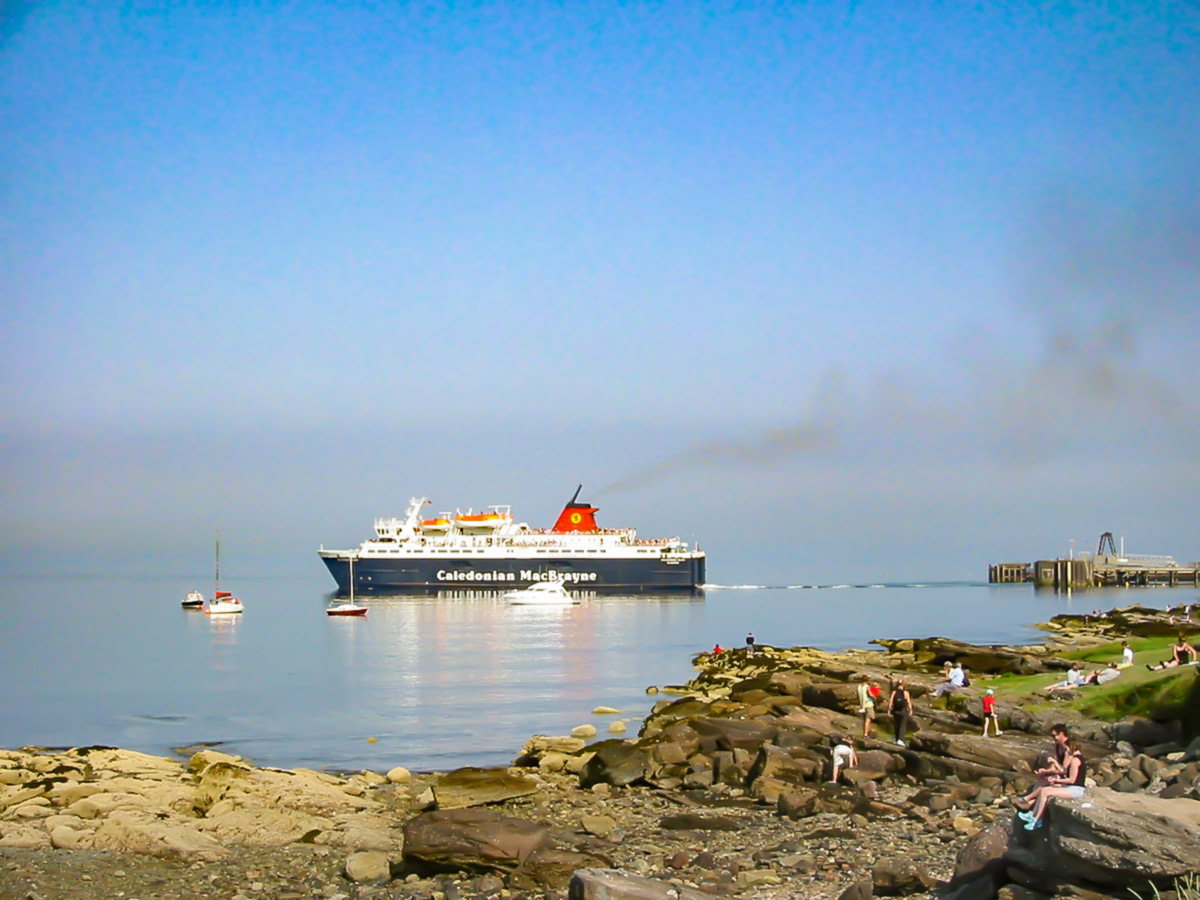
[996, 730, 1003, 735]
[896, 739, 905, 747]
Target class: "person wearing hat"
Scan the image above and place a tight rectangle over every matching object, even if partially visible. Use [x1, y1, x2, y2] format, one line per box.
[982, 688, 1002, 736]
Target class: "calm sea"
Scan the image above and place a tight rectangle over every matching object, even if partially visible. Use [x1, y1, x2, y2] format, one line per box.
[0, 564, 1190, 773]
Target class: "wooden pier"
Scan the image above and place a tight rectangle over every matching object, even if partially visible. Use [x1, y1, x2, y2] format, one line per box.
[988, 563, 1032, 583]
[989, 533, 1200, 590]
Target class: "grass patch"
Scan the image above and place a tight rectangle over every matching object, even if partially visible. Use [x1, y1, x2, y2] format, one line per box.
[1072, 668, 1196, 722]
[982, 644, 1199, 724]
[1056, 635, 1179, 664]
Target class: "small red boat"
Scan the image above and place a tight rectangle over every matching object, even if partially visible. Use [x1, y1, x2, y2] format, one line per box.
[326, 555, 366, 616]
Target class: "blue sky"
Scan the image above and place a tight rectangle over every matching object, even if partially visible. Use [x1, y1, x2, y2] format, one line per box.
[2, 2, 1197, 581]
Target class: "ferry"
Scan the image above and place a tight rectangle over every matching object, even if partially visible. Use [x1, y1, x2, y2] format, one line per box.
[318, 487, 705, 594]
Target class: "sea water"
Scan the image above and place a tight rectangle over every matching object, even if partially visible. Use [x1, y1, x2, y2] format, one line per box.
[0, 565, 1191, 772]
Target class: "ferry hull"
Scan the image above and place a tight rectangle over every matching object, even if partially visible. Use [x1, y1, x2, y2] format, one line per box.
[321, 554, 705, 595]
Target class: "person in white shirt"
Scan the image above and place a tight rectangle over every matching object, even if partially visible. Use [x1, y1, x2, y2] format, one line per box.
[1120, 641, 1134, 668]
[933, 661, 966, 698]
[1044, 663, 1084, 692]
[830, 736, 857, 783]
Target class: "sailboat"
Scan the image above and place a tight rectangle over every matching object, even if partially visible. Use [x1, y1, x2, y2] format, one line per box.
[327, 555, 367, 617]
[204, 533, 244, 616]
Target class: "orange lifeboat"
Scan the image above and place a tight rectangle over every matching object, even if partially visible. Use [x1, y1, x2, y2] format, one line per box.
[454, 507, 513, 531]
[420, 516, 452, 535]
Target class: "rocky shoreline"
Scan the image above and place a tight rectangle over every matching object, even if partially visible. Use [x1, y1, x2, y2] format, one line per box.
[2, 603, 1198, 900]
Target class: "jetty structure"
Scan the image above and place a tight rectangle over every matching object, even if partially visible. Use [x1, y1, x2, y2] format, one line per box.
[990, 532, 1200, 589]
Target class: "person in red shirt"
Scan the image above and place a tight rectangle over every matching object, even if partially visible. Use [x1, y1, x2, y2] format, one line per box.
[982, 689, 1002, 736]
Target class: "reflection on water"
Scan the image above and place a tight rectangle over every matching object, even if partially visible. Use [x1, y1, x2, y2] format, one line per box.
[0, 569, 1188, 772]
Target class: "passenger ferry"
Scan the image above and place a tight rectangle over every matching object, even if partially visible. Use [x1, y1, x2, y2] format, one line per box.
[318, 487, 705, 594]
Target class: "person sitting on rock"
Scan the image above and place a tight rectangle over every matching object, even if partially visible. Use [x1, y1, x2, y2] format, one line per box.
[930, 662, 952, 697]
[1016, 724, 1070, 808]
[932, 662, 965, 698]
[1146, 634, 1198, 671]
[1044, 662, 1084, 691]
[830, 735, 857, 783]
[1017, 739, 1086, 831]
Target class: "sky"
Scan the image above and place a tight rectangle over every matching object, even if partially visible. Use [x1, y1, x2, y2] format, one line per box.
[2, 1, 1198, 583]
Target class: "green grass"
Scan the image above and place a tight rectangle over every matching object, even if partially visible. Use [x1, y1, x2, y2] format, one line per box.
[981, 636, 1198, 725]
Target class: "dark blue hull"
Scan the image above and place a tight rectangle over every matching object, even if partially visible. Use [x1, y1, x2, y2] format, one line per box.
[321, 553, 705, 595]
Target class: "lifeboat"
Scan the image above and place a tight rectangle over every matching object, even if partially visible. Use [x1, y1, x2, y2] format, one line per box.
[420, 516, 452, 535]
[454, 507, 513, 531]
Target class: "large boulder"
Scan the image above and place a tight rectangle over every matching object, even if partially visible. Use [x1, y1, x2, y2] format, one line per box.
[401, 808, 553, 875]
[1021, 788, 1200, 891]
[432, 767, 541, 809]
[688, 717, 778, 753]
[90, 808, 225, 859]
[579, 741, 651, 788]
[872, 856, 939, 895]
[569, 867, 710, 900]
[911, 733, 1040, 771]
[950, 816, 1017, 889]
[509, 849, 615, 891]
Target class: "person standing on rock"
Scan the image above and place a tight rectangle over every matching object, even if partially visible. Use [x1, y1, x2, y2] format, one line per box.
[981, 689, 1002, 736]
[746, 632, 756, 654]
[887, 679, 913, 747]
[830, 735, 857, 783]
[856, 674, 876, 739]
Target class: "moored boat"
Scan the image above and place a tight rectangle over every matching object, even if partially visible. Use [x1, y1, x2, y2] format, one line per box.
[182, 590, 205, 609]
[326, 601, 368, 616]
[326, 555, 368, 617]
[205, 591, 244, 616]
[203, 535, 244, 616]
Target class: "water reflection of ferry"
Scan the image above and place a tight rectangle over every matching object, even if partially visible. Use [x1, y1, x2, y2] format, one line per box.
[319, 487, 705, 595]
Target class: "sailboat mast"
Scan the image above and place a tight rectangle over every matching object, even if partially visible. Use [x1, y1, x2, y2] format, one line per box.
[215, 531, 220, 593]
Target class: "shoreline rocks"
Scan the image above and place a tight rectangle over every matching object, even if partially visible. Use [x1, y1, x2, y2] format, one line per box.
[2, 603, 1198, 900]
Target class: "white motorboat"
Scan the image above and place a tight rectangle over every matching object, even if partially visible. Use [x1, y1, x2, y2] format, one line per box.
[327, 555, 367, 617]
[506, 581, 578, 605]
[182, 590, 205, 609]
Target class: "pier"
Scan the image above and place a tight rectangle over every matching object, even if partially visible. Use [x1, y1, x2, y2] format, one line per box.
[989, 533, 1200, 590]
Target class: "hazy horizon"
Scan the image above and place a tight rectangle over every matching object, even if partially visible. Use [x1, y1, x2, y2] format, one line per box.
[3, 3, 1197, 585]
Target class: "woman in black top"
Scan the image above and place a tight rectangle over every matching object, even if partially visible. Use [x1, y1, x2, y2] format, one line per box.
[1147, 634, 1197, 671]
[1019, 741, 1086, 831]
[887, 680, 913, 747]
